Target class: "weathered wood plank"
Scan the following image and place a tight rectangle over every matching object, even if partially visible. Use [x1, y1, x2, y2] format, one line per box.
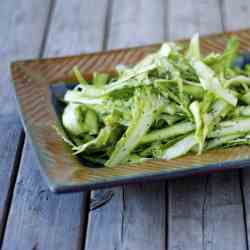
[222, 0, 250, 31]
[1, 1, 108, 249]
[168, 176, 207, 250]
[168, 0, 222, 39]
[222, 0, 250, 248]
[204, 171, 246, 249]
[2, 142, 86, 250]
[45, 0, 107, 56]
[85, 1, 166, 249]
[107, 0, 165, 48]
[169, 171, 247, 250]
[86, 184, 166, 250]
[0, 0, 51, 241]
[242, 169, 250, 249]
[167, 1, 247, 249]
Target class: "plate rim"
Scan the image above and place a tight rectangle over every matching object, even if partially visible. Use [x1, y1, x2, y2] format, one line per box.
[10, 28, 250, 193]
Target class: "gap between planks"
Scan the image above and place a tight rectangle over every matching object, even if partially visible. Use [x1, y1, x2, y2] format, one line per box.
[167, 0, 248, 249]
[1, 1, 109, 249]
[85, 1, 167, 250]
[0, 131, 24, 247]
[0, 0, 54, 246]
[80, 2, 114, 249]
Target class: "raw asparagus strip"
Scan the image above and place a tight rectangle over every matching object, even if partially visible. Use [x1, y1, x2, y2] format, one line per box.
[140, 122, 195, 144]
[57, 34, 250, 167]
[162, 133, 196, 160]
[209, 118, 250, 138]
[105, 93, 163, 167]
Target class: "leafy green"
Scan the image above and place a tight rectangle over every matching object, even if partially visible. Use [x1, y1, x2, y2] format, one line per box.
[239, 106, 250, 116]
[105, 89, 163, 167]
[208, 118, 250, 138]
[62, 103, 86, 136]
[190, 101, 203, 153]
[190, 59, 238, 106]
[73, 126, 113, 154]
[240, 92, 250, 105]
[64, 90, 105, 105]
[84, 110, 99, 135]
[203, 37, 239, 75]
[57, 34, 250, 167]
[206, 134, 242, 150]
[73, 66, 87, 85]
[93, 72, 109, 87]
[140, 121, 195, 144]
[162, 133, 196, 160]
[186, 33, 200, 60]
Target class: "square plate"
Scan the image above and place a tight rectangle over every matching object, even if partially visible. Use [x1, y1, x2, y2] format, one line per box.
[11, 28, 250, 193]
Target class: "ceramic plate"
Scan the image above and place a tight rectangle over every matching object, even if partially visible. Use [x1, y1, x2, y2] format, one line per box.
[11, 28, 250, 193]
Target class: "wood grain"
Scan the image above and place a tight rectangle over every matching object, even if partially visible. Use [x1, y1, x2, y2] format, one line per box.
[222, 0, 250, 248]
[222, 0, 250, 31]
[167, 0, 222, 39]
[85, 1, 166, 249]
[203, 171, 246, 250]
[10, 28, 250, 191]
[167, 0, 246, 249]
[86, 184, 166, 250]
[0, 0, 51, 241]
[169, 171, 247, 250]
[3, 1, 250, 249]
[2, 142, 86, 250]
[1, 1, 108, 249]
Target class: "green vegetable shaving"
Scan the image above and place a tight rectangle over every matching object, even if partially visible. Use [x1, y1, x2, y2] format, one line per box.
[58, 34, 250, 166]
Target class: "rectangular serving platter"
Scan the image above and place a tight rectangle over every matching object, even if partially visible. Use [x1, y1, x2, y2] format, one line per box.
[11, 28, 250, 193]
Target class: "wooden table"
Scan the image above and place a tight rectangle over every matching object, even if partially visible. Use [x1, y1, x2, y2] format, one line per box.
[1, 0, 250, 249]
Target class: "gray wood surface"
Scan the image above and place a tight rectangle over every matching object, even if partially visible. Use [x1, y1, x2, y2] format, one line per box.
[85, 1, 166, 249]
[1, 0, 250, 249]
[168, 0, 222, 39]
[168, 172, 247, 250]
[167, 1, 247, 250]
[2, 142, 85, 250]
[0, 0, 51, 242]
[222, 1, 250, 248]
[1, 1, 108, 249]
[222, 0, 250, 31]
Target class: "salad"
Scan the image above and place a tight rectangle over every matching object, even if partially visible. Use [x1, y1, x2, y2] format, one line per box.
[56, 34, 250, 167]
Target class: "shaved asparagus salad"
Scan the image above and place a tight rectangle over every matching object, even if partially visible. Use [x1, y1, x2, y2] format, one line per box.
[57, 34, 250, 167]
